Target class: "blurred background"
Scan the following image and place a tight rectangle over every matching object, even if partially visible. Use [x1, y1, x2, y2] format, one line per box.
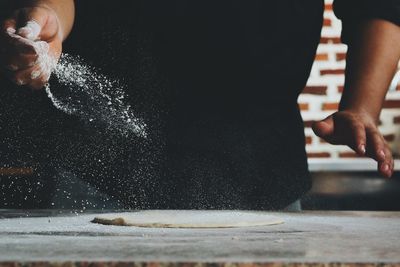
[1, 0, 400, 211]
[301, 0, 400, 160]
[300, 0, 400, 210]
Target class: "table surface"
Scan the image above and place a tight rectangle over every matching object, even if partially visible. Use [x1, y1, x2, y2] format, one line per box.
[0, 210, 399, 265]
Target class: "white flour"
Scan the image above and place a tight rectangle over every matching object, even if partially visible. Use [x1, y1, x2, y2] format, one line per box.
[40, 51, 147, 138]
[16, 22, 147, 138]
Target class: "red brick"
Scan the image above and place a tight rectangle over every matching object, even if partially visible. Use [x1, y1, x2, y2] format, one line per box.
[336, 52, 347, 61]
[322, 102, 339, 110]
[0, 167, 34, 176]
[303, 86, 327, 95]
[393, 116, 400, 124]
[320, 37, 342, 44]
[305, 136, 313, 145]
[307, 152, 331, 158]
[325, 3, 333, 10]
[323, 18, 332, 27]
[299, 103, 309, 111]
[338, 85, 344, 93]
[339, 152, 363, 158]
[383, 100, 400, 108]
[303, 120, 314, 128]
[320, 69, 345, 76]
[384, 134, 396, 142]
[315, 53, 329, 61]
[397, 84, 400, 91]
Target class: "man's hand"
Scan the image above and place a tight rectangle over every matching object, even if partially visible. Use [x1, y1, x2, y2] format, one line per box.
[313, 110, 394, 178]
[312, 19, 400, 179]
[0, 4, 65, 89]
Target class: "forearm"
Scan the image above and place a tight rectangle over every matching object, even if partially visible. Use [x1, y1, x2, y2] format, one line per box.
[21, 0, 75, 41]
[339, 19, 400, 123]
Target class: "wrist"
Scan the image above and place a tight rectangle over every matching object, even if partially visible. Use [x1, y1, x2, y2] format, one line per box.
[339, 90, 382, 124]
[338, 106, 379, 126]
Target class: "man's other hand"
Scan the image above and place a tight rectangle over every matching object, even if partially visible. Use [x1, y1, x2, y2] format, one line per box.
[312, 110, 394, 178]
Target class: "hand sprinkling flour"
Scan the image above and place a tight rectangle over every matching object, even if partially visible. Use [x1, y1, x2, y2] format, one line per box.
[2, 14, 147, 138]
[6, 19, 147, 138]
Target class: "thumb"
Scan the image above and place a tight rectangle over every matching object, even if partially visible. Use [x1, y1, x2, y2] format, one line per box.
[17, 20, 41, 40]
[16, 7, 58, 41]
[312, 115, 334, 138]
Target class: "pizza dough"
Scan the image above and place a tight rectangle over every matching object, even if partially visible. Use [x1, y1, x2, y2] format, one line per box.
[91, 210, 284, 228]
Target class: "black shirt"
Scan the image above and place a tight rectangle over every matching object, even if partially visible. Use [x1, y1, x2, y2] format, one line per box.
[1, 0, 399, 209]
[61, 0, 400, 209]
[58, 0, 323, 209]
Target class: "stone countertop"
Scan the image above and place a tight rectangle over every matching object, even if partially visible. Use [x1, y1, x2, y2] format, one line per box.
[0, 210, 399, 266]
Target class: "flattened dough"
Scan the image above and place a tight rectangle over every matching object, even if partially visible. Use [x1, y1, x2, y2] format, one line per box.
[91, 210, 284, 228]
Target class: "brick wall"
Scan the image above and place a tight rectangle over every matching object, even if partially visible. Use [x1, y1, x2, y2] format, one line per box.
[300, 0, 400, 159]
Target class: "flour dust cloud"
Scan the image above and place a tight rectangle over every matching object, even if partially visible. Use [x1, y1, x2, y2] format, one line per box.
[45, 53, 147, 138]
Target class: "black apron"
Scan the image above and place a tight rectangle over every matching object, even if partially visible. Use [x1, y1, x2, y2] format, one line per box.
[1, 0, 324, 209]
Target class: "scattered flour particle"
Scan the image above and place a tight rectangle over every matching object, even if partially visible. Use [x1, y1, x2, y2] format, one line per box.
[38, 50, 147, 138]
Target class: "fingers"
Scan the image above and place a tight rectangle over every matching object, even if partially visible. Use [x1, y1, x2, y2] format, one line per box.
[312, 113, 366, 153]
[312, 116, 334, 140]
[377, 150, 393, 178]
[377, 145, 394, 178]
[1, 18, 17, 33]
[3, 47, 39, 70]
[344, 122, 393, 178]
[17, 9, 46, 41]
[6, 62, 51, 90]
[29, 73, 51, 90]
[366, 128, 386, 162]
[0, 33, 46, 70]
[312, 111, 394, 178]
[1, 38, 52, 89]
[2, 8, 49, 41]
[16, 7, 58, 41]
[366, 129, 394, 178]
[11, 64, 42, 85]
[1, 17, 36, 55]
[17, 20, 41, 41]
[0, 28, 38, 70]
[348, 120, 366, 155]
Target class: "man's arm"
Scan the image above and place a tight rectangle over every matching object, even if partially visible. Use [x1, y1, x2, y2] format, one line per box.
[339, 19, 400, 122]
[313, 17, 400, 178]
[0, 0, 75, 89]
